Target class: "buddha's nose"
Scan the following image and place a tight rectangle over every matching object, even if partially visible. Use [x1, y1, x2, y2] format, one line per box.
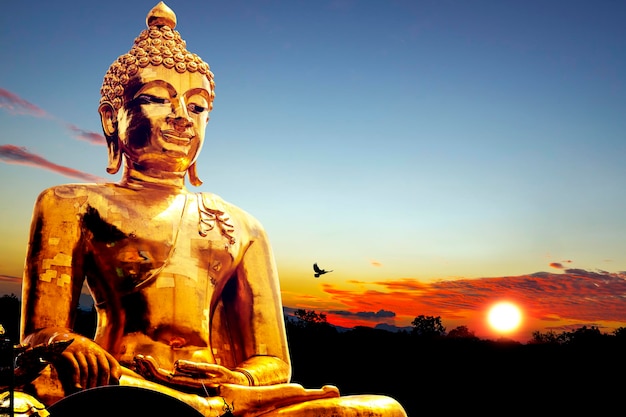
[167, 115, 193, 132]
[167, 99, 193, 131]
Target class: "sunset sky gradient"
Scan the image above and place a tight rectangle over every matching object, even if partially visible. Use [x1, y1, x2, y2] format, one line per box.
[1, 1, 625, 341]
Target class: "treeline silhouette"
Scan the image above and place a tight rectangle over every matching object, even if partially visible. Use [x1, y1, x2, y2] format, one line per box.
[2, 295, 625, 415]
[285, 310, 626, 414]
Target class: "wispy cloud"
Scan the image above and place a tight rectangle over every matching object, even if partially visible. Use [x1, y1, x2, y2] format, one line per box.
[0, 275, 21, 284]
[0, 145, 105, 182]
[0, 88, 107, 178]
[550, 260, 573, 269]
[330, 309, 396, 319]
[65, 123, 106, 146]
[0, 88, 49, 118]
[327, 309, 397, 327]
[0, 87, 105, 145]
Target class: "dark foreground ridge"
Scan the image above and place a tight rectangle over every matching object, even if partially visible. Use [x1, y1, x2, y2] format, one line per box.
[286, 320, 626, 415]
[2, 295, 625, 415]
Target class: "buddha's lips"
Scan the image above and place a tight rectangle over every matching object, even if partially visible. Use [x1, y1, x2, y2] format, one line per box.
[161, 130, 193, 145]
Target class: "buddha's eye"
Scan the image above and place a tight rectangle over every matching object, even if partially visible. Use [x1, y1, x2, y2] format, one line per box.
[187, 103, 207, 114]
[135, 94, 169, 105]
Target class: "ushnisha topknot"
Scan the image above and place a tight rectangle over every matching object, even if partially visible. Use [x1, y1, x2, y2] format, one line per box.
[100, 1, 215, 111]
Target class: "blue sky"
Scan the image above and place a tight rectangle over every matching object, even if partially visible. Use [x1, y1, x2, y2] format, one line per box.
[1, 0, 625, 340]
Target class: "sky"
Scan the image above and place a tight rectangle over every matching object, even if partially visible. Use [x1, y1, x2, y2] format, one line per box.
[1, 0, 625, 342]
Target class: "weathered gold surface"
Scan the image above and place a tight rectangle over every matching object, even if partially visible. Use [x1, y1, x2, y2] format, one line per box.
[18, 2, 407, 416]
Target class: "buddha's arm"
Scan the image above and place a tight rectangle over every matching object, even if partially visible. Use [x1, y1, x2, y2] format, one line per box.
[21, 188, 85, 343]
[20, 187, 121, 389]
[229, 222, 292, 386]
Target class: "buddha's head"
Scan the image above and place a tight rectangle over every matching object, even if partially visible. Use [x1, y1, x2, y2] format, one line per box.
[98, 2, 215, 186]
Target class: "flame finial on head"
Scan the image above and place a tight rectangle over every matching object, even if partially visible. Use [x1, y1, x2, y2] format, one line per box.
[147, 1, 177, 29]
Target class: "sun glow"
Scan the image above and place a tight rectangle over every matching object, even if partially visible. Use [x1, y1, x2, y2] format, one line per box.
[487, 301, 523, 334]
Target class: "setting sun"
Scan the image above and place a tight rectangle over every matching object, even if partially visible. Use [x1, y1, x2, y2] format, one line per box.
[487, 302, 523, 334]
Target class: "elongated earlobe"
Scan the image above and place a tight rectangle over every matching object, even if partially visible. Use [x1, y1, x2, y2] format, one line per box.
[98, 102, 122, 175]
[106, 138, 122, 174]
[188, 162, 203, 186]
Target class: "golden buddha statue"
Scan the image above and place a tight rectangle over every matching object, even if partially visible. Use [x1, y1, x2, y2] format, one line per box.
[19, 3, 407, 416]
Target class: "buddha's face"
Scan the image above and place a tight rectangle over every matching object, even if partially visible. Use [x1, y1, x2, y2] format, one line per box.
[116, 65, 212, 174]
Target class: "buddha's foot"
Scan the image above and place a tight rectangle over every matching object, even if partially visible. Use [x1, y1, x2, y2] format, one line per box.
[218, 383, 340, 416]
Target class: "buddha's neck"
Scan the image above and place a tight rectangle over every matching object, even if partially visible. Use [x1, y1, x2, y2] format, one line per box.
[121, 165, 188, 193]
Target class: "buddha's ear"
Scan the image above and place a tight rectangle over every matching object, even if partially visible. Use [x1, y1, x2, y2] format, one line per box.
[98, 102, 117, 137]
[98, 102, 122, 175]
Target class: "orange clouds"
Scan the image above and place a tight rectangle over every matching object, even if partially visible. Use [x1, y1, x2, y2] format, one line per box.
[549, 260, 573, 269]
[287, 269, 626, 337]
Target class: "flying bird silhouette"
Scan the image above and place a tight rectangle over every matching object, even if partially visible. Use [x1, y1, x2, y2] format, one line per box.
[313, 263, 333, 278]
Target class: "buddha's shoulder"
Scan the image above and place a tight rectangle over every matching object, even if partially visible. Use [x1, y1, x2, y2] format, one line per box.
[36, 183, 119, 202]
[196, 191, 264, 231]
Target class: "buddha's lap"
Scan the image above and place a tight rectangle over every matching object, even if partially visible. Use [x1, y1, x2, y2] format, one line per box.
[47, 386, 203, 417]
[44, 385, 407, 417]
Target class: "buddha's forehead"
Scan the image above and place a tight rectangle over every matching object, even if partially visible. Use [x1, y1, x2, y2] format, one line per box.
[134, 65, 212, 96]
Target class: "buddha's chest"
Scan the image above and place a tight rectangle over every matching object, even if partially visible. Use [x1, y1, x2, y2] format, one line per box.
[80, 193, 241, 294]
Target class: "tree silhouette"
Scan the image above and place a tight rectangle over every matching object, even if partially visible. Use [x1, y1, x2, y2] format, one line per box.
[447, 325, 476, 339]
[285, 309, 337, 344]
[614, 327, 626, 339]
[530, 329, 563, 344]
[531, 325, 611, 346]
[563, 325, 606, 345]
[410, 315, 445, 337]
[290, 309, 328, 328]
[0, 293, 20, 343]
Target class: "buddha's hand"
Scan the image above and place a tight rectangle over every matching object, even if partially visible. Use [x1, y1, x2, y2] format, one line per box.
[49, 332, 121, 392]
[175, 360, 250, 386]
[133, 355, 248, 390]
